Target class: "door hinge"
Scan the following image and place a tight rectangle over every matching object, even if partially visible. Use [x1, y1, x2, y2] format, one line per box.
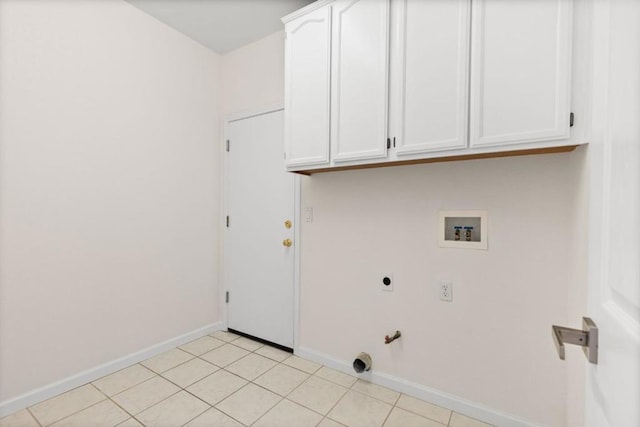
[387, 138, 391, 149]
[570, 112, 574, 127]
[226, 216, 229, 227]
[225, 291, 229, 303]
[226, 139, 230, 152]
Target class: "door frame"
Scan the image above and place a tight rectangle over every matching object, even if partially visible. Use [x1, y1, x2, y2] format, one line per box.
[221, 104, 301, 351]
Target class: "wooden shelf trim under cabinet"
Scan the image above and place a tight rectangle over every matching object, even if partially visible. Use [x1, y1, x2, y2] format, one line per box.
[290, 145, 580, 175]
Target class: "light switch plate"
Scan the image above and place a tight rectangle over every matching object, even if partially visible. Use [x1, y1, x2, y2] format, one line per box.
[304, 207, 313, 223]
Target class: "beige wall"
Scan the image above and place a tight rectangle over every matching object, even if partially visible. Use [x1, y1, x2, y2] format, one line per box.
[0, 3, 589, 423]
[299, 155, 579, 426]
[221, 30, 587, 426]
[0, 0, 221, 403]
[221, 31, 285, 115]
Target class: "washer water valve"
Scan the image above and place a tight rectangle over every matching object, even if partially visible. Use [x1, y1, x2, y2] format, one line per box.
[464, 226, 474, 241]
[454, 226, 462, 241]
[384, 330, 402, 344]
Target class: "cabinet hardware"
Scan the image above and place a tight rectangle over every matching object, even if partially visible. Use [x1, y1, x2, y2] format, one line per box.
[226, 216, 230, 228]
[225, 291, 229, 303]
[570, 112, 574, 127]
[552, 317, 598, 364]
[387, 138, 391, 149]
[393, 137, 396, 148]
[226, 139, 230, 152]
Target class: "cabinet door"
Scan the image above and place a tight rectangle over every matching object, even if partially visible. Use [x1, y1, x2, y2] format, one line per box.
[390, 0, 470, 155]
[331, 0, 390, 163]
[470, 0, 572, 148]
[284, 6, 332, 168]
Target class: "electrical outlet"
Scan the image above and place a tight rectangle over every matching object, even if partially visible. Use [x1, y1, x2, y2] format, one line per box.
[439, 281, 453, 302]
[381, 273, 393, 292]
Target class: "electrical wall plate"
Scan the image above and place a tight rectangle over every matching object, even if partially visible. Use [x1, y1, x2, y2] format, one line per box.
[439, 281, 453, 302]
[438, 210, 488, 250]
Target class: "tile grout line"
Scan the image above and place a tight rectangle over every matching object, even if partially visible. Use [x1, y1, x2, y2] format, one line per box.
[13, 334, 462, 427]
[107, 369, 215, 426]
[244, 352, 330, 421]
[382, 392, 401, 426]
[105, 393, 145, 426]
[224, 334, 286, 421]
[29, 384, 110, 427]
[211, 382, 264, 426]
[392, 392, 452, 425]
[115, 388, 183, 425]
[231, 382, 284, 426]
[140, 348, 196, 376]
[173, 400, 210, 427]
[25, 407, 43, 427]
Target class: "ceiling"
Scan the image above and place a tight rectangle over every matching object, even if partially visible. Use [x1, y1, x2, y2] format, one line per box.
[126, 0, 315, 54]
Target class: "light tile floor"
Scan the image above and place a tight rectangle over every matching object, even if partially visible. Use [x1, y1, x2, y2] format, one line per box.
[0, 331, 494, 427]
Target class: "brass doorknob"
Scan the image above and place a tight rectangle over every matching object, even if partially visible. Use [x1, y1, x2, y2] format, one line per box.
[282, 238, 293, 247]
[284, 220, 292, 229]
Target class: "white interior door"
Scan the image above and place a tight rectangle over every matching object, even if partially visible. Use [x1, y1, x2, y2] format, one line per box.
[226, 109, 295, 348]
[585, 0, 640, 424]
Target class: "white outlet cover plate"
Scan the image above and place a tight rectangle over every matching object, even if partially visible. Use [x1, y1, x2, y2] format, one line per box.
[439, 281, 453, 302]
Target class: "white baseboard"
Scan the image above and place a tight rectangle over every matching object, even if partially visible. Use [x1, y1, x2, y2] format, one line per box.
[295, 346, 542, 427]
[0, 322, 223, 418]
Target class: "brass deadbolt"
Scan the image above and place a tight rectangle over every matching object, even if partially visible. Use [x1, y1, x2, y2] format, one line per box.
[282, 238, 293, 247]
[284, 220, 292, 229]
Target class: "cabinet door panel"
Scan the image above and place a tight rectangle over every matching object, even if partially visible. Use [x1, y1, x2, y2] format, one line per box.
[470, 0, 572, 147]
[392, 0, 470, 155]
[284, 6, 332, 168]
[331, 0, 389, 162]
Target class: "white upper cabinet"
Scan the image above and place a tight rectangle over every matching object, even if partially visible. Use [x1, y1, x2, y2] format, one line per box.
[469, 0, 573, 148]
[390, 0, 471, 155]
[331, 0, 390, 162]
[284, 6, 332, 168]
[282, 0, 581, 173]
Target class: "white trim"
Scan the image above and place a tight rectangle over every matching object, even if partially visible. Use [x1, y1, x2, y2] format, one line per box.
[225, 103, 285, 124]
[0, 322, 223, 418]
[281, 0, 335, 24]
[293, 174, 302, 353]
[296, 346, 542, 427]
